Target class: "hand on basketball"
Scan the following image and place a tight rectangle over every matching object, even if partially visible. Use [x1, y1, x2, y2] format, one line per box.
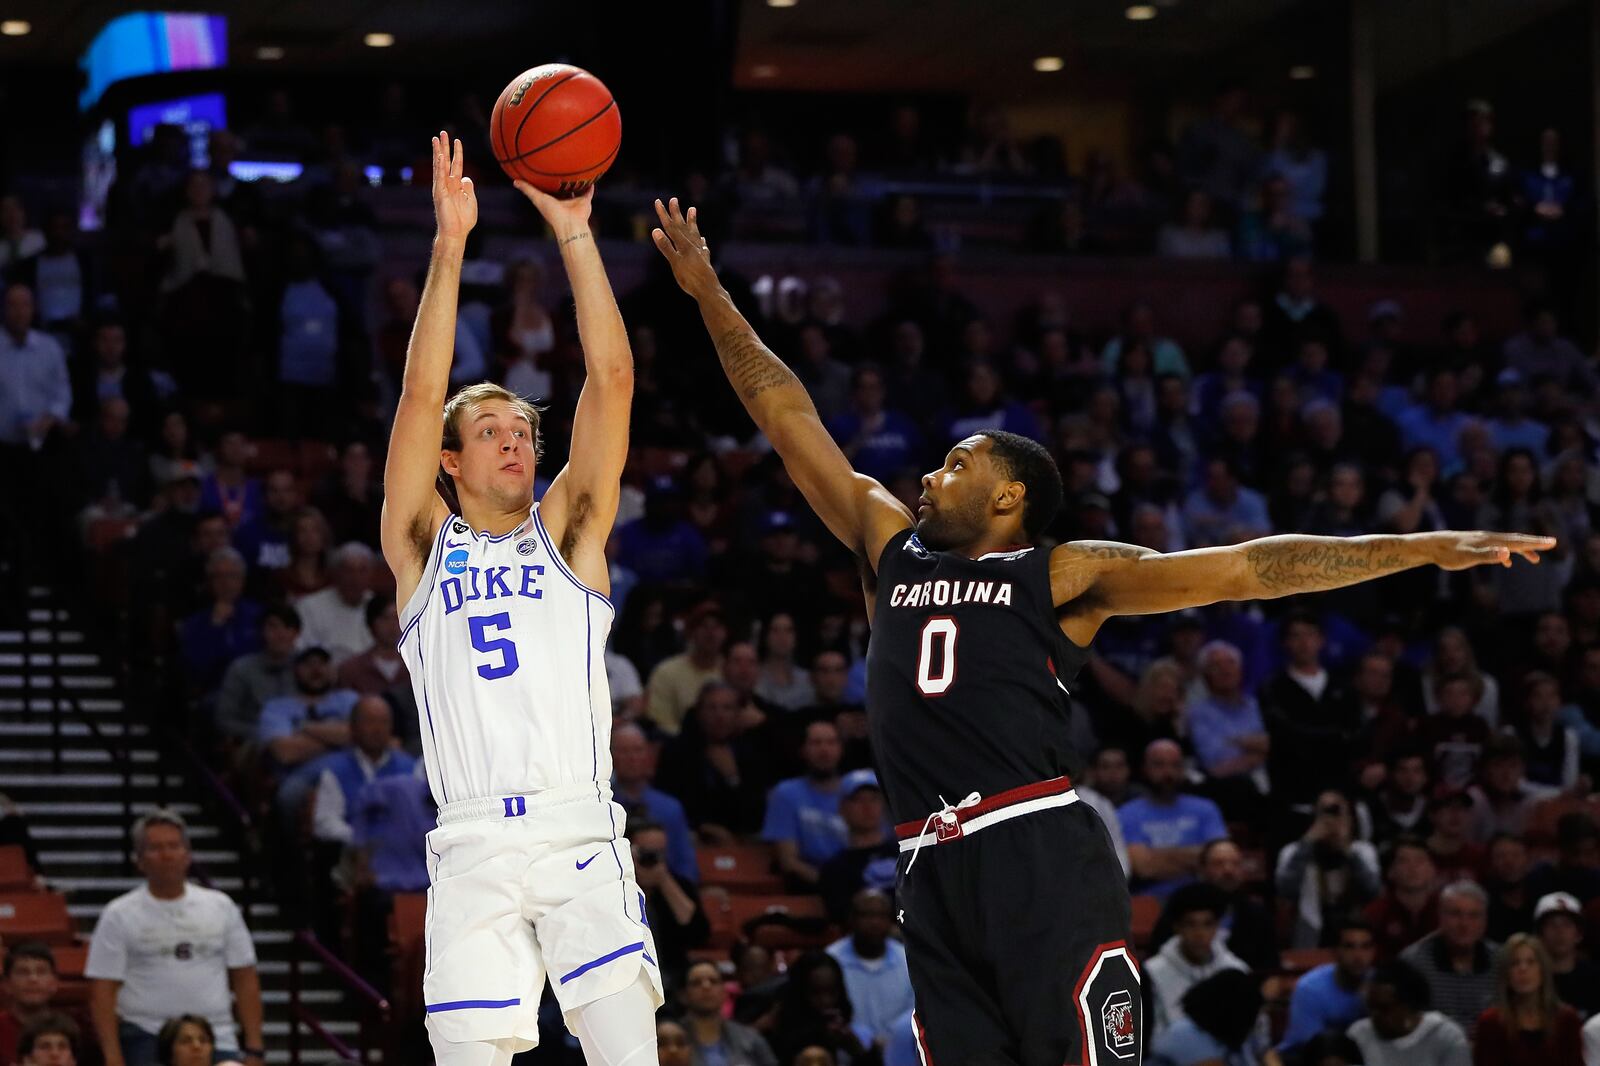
[513, 180, 593, 237]
[431, 131, 478, 244]
[651, 197, 719, 298]
[1426, 530, 1557, 570]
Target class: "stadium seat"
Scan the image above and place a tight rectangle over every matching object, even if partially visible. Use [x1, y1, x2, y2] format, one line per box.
[247, 438, 297, 475]
[701, 886, 736, 949]
[1129, 895, 1161, 949]
[0, 846, 34, 891]
[0, 892, 74, 944]
[1524, 795, 1592, 844]
[726, 894, 830, 950]
[698, 844, 783, 894]
[1279, 948, 1335, 975]
[389, 892, 427, 954]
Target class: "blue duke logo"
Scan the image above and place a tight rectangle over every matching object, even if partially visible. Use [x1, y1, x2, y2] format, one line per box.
[444, 549, 470, 575]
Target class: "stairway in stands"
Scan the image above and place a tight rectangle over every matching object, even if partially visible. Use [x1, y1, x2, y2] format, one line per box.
[0, 589, 357, 1063]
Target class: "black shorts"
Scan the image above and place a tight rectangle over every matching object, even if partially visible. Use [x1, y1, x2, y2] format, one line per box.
[895, 795, 1141, 1066]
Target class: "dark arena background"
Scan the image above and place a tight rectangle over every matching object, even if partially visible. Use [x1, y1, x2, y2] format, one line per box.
[1, 1, 1600, 1065]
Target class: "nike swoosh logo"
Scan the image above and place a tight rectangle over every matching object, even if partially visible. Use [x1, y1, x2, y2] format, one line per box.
[445, 541, 469, 549]
[576, 852, 601, 870]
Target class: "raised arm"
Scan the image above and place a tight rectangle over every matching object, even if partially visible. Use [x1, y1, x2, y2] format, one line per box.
[380, 133, 475, 608]
[1052, 531, 1557, 645]
[513, 183, 631, 591]
[651, 198, 911, 566]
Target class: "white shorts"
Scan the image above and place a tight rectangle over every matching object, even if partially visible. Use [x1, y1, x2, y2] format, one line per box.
[422, 785, 664, 1048]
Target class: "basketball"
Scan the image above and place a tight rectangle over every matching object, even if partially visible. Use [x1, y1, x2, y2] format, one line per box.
[491, 64, 621, 196]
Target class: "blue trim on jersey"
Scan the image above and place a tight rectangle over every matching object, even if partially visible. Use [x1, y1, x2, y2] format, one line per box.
[426, 997, 522, 1013]
[462, 508, 530, 543]
[398, 518, 452, 647]
[425, 836, 441, 974]
[557, 942, 645, 985]
[414, 636, 449, 803]
[532, 508, 616, 614]
[642, 950, 657, 968]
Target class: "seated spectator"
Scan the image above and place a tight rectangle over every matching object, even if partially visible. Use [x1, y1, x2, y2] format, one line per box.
[1418, 674, 1491, 790]
[1158, 190, 1232, 260]
[1280, 918, 1377, 1053]
[1121, 740, 1228, 898]
[619, 481, 711, 588]
[1276, 789, 1381, 948]
[198, 432, 261, 533]
[1400, 880, 1499, 1037]
[312, 441, 382, 548]
[1145, 883, 1249, 1037]
[1147, 970, 1266, 1066]
[1185, 640, 1268, 788]
[0, 944, 93, 1066]
[14, 1016, 77, 1066]
[680, 961, 778, 1066]
[231, 470, 301, 577]
[764, 953, 874, 1066]
[1518, 673, 1581, 789]
[647, 604, 727, 737]
[1091, 746, 1145, 808]
[1347, 960, 1470, 1066]
[763, 720, 849, 888]
[1236, 173, 1313, 262]
[630, 820, 709, 979]
[755, 611, 816, 712]
[1473, 934, 1584, 1066]
[214, 604, 300, 749]
[294, 542, 376, 666]
[1366, 836, 1441, 960]
[349, 774, 433, 895]
[1426, 788, 1486, 885]
[612, 723, 698, 885]
[311, 696, 417, 848]
[1149, 840, 1275, 972]
[1502, 303, 1596, 397]
[659, 1018, 694, 1066]
[258, 648, 359, 815]
[826, 890, 914, 1051]
[1526, 812, 1600, 905]
[85, 809, 262, 1066]
[1102, 302, 1191, 379]
[1262, 612, 1361, 814]
[1533, 892, 1600, 1017]
[1370, 750, 1433, 843]
[827, 365, 922, 484]
[1467, 735, 1560, 843]
[1396, 369, 1472, 472]
[153, 1017, 216, 1066]
[818, 770, 898, 925]
[176, 548, 262, 695]
[656, 681, 772, 837]
[0, 195, 46, 272]
[1182, 458, 1270, 547]
[335, 596, 416, 741]
[1289, 342, 1344, 408]
[1483, 833, 1534, 943]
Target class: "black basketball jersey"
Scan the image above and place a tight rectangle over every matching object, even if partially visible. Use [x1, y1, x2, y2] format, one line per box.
[866, 527, 1091, 824]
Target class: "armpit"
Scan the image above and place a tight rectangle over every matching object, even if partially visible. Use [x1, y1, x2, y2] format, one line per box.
[559, 491, 594, 562]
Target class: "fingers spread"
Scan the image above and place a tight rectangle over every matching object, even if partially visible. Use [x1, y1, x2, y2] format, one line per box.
[651, 228, 676, 255]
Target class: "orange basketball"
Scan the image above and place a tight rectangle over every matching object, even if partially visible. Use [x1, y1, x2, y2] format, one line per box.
[491, 64, 621, 196]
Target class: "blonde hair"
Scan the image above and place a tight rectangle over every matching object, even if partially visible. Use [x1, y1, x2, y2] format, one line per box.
[1493, 932, 1560, 1029]
[441, 382, 544, 458]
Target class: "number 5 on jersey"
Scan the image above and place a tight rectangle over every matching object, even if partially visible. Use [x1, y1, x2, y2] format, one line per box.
[917, 616, 958, 696]
[468, 612, 520, 680]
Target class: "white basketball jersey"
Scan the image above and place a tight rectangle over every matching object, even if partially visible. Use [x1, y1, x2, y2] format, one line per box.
[397, 504, 614, 806]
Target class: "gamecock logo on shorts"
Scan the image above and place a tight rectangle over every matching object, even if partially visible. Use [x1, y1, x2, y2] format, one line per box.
[1101, 990, 1136, 1059]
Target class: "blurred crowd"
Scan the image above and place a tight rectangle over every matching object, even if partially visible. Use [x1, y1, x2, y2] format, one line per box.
[1, 81, 1600, 1066]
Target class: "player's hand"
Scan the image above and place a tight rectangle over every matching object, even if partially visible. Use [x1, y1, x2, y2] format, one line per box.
[431, 132, 477, 244]
[1425, 530, 1557, 570]
[513, 181, 593, 239]
[651, 197, 720, 299]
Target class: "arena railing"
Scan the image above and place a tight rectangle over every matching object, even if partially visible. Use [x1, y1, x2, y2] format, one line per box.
[289, 929, 392, 1066]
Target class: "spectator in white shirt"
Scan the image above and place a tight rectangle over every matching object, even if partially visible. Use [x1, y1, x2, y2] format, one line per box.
[84, 809, 262, 1066]
[0, 195, 45, 272]
[0, 283, 71, 450]
[295, 542, 376, 666]
[312, 696, 419, 848]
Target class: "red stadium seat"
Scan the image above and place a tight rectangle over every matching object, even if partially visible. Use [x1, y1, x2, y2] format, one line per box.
[0, 846, 34, 891]
[0, 892, 74, 944]
[698, 844, 783, 894]
[53, 942, 89, 978]
[701, 887, 736, 948]
[389, 892, 427, 954]
[1129, 895, 1161, 949]
[85, 517, 140, 552]
[246, 439, 297, 475]
[725, 895, 830, 950]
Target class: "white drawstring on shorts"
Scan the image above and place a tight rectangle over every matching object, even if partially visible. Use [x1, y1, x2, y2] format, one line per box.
[904, 791, 981, 874]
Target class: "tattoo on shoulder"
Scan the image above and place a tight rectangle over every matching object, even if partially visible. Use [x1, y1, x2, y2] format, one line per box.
[559, 491, 593, 562]
[714, 328, 798, 402]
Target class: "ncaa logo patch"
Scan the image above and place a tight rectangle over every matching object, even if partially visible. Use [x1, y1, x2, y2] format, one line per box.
[444, 549, 470, 575]
[516, 537, 538, 556]
[904, 533, 932, 559]
[1075, 943, 1140, 1066]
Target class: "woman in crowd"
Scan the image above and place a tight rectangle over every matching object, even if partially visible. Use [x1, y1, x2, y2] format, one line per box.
[1473, 933, 1583, 1066]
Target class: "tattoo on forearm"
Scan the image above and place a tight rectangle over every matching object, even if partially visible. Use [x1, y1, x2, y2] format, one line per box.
[1245, 537, 1410, 594]
[559, 232, 590, 247]
[714, 328, 799, 402]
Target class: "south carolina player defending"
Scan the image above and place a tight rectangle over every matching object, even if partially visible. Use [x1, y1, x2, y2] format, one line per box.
[649, 198, 1555, 1066]
[381, 135, 660, 1066]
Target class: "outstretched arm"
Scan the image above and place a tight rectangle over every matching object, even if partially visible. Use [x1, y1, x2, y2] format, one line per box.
[651, 198, 911, 565]
[1053, 531, 1556, 644]
[380, 133, 475, 609]
[512, 183, 631, 591]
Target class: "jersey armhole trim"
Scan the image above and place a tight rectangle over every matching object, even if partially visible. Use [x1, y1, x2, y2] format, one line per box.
[875, 526, 917, 576]
[532, 507, 616, 616]
[398, 516, 452, 647]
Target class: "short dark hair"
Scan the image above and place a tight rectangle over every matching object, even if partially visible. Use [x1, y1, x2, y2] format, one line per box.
[365, 592, 395, 628]
[1166, 881, 1228, 923]
[1333, 915, 1375, 941]
[18, 1013, 79, 1062]
[982, 430, 1063, 541]
[1297, 1032, 1362, 1066]
[1280, 609, 1322, 638]
[262, 603, 301, 631]
[2, 940, 56, 978]
[1371, 959, 1431, 1011]
[156, 1015, 214, 1066]
[626, 816, 664, 838]
[1381, 834, 1433, 875]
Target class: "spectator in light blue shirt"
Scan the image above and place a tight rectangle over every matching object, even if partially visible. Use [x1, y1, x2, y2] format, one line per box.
[1182, 458, 1272, 547]
[826, 890, 915, 1049]
[1485, 369, 1550, 456]
[612, 722, 699, 884]
[351, 771, 435, 893]
[259, 647, 360, 816]
[763, 720, 848, 888]
[1186, 642, 1268, 781]
[1103, 302, 1192, 378]
[827, 365, 922, 483]
[1121, 740, 1229, 899]
[1279, 919, 1376, 1052]
[0, 283, 71, 448]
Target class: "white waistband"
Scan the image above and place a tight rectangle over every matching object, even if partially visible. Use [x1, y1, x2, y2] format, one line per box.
[897, 789, 1079, 853]
[437, 783, 612, 825]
